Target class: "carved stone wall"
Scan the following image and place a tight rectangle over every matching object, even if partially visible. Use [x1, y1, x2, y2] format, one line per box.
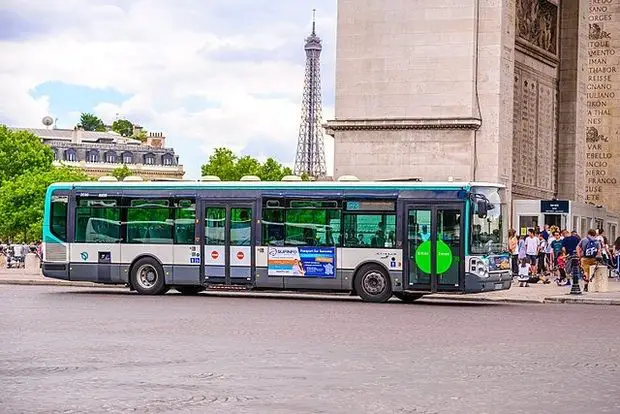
[512, 63, 558, 199]
[586, 0, 620, 213]
[516, 0, 559, 55]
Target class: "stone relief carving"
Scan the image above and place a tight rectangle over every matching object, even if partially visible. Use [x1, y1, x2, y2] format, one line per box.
[586, 127, 608, 143]
[516, 0, 558, 54]
[589, 24, 611, 40]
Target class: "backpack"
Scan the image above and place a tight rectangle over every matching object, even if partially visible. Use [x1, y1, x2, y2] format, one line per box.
[584, 238, 599, 258]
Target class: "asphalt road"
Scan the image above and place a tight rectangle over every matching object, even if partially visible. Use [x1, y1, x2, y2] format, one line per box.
[1, 286, 619, 414]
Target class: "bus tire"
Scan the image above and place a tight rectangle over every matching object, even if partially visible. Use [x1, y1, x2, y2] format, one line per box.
[355, 264, 392, 303]
[176, 286, 205, 295]
[130, 257, 167, 295]
[393, 292, 424, 303]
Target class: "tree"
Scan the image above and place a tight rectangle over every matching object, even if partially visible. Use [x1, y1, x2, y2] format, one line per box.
[111, 119, 134, 137]
[0, 167, 88, 241]
[201, 148, 298, 181]
[79, 112, 106, 132]
[0, 125, 54, 185]
[111, 164, 132, 181]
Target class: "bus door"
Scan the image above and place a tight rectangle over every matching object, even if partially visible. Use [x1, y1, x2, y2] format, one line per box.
[201, 202, 255, 285]
[404, 204, 463, 292]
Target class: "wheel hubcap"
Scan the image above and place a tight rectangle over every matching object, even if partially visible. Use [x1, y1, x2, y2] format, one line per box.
[362, 271, 386, 295]
[136, 264, 158, 289]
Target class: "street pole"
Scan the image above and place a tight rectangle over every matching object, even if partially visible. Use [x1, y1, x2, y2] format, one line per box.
[570, 256, 582, 295]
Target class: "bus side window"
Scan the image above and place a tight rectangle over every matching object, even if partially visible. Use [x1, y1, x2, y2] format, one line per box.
[343, 213, 396, 248]
[50, 195, 68, 242]
[262, 209, 284, 246]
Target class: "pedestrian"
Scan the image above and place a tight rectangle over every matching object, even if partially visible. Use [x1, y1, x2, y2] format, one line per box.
[537, 232, 547, 275]
[525, 228, 539, 275]
[517, 258, 530, 287]
[577, 229, 601, 292]
[561, 230, 580, 256]
[555, 248, 570, 286]
[508, 229, 519, 275]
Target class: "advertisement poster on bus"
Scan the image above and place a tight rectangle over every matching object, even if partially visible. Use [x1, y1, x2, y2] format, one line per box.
[267, 246, 336, 278]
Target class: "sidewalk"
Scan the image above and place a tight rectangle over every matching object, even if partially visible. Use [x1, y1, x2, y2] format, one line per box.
[1, 268, 620, 305]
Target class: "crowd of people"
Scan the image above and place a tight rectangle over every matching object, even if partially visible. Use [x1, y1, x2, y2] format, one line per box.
[0, 241, 42, 268]
[507, 226, 619, 291]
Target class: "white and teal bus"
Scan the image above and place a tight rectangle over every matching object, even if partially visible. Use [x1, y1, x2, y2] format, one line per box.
[42, 178, 512, 302]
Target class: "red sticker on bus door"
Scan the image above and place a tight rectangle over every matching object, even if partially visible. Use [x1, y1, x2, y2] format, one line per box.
[211, 251, 219, 259]
[236, 251, 244, 260]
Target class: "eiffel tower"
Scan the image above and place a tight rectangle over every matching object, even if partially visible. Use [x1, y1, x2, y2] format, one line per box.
[294, 10, 327, 178]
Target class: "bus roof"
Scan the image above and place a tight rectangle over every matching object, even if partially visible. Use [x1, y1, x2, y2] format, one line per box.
[48, 180, 505, 191]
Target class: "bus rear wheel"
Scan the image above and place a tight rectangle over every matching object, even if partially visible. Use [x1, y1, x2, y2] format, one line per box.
[393, 292, 424, 303]
[355, 264, 392, 303]
[131, 258, 167, 295]
[176, 286, 205, 295]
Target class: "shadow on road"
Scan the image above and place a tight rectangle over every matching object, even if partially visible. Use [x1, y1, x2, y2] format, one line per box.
[49, 288, 501, 307]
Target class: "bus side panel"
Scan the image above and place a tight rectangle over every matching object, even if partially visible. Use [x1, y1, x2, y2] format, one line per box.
[172, 244, 201, 285]
[69, 243, 123, 283]
[254, 246, 284, 288]
[339, 248, 404, 292]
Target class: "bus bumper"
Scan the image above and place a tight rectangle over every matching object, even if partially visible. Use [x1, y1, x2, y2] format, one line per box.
[464, 271, 512, 293]
[42, 262, 70, 280]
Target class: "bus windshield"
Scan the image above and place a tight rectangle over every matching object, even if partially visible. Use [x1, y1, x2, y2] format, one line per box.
[471, 187, 504, 255]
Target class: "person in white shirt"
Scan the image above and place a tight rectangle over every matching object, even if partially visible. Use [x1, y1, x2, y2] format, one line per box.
[517, 258, 530, 287]
[524, 229, 540, 274]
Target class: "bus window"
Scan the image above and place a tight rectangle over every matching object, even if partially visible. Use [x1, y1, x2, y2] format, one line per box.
[50, 195, 68, 241]
[126, 199, 173, 244]
[262, 209, 285, 246]
[343, 214, 396, 248]
[174, 199, 195, 245]
[75, 199, 121, 243]
[285, 208, 340, 247]
[230, 208, 251, 246]
[205, 207, 225, 245]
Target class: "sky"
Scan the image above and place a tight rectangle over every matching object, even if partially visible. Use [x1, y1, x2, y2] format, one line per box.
[0, 0, 337, 179]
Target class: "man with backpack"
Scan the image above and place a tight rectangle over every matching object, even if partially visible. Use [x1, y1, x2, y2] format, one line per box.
[577, 229, 601, 292]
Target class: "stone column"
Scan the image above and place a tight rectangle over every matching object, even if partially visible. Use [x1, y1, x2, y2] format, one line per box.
[585, 0, 620, 212]
[557, 0, 589, 202]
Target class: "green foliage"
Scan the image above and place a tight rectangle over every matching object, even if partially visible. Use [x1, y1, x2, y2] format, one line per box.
[79, 112, 106, 132]
[133, 129, 148, 142]
[201, 148, 296, 181]
[0, 125, 54, 185]
[111, 119, 134, 137]
[0, 167, 87, 241]
[111, 164, 132, 181]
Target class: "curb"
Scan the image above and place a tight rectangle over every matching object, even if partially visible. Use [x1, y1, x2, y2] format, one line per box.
[543, 296, 620, 306]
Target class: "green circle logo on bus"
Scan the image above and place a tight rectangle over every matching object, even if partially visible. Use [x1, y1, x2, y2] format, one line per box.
[415, 240, 453, 274]
[80, 251, 88, 261]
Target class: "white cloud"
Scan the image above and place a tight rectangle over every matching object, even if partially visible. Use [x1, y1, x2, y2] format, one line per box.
[0, 0, 337, 178]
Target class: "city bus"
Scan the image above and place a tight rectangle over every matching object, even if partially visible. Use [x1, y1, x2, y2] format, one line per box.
[41, 177, 512, 302]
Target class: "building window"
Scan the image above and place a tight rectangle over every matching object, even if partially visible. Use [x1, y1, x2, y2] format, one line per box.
[64, 149, 77, 162]
[87, 150, 99, 163]
[51, 148, 58, 160]
[122, 152, 133, 164]
[105, 151, 117, 163]
[144, 153, 155, 165]
[162, 154, 174, 166]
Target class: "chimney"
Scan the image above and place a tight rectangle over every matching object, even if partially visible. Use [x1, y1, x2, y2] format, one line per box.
[146, 131, 166, 148]
[72, 126, 83, 143]
[133, 124, 143, 136]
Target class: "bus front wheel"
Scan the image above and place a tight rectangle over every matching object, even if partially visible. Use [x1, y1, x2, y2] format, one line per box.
[131, 258, 167, 295]
[355, 264, 392, 303]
